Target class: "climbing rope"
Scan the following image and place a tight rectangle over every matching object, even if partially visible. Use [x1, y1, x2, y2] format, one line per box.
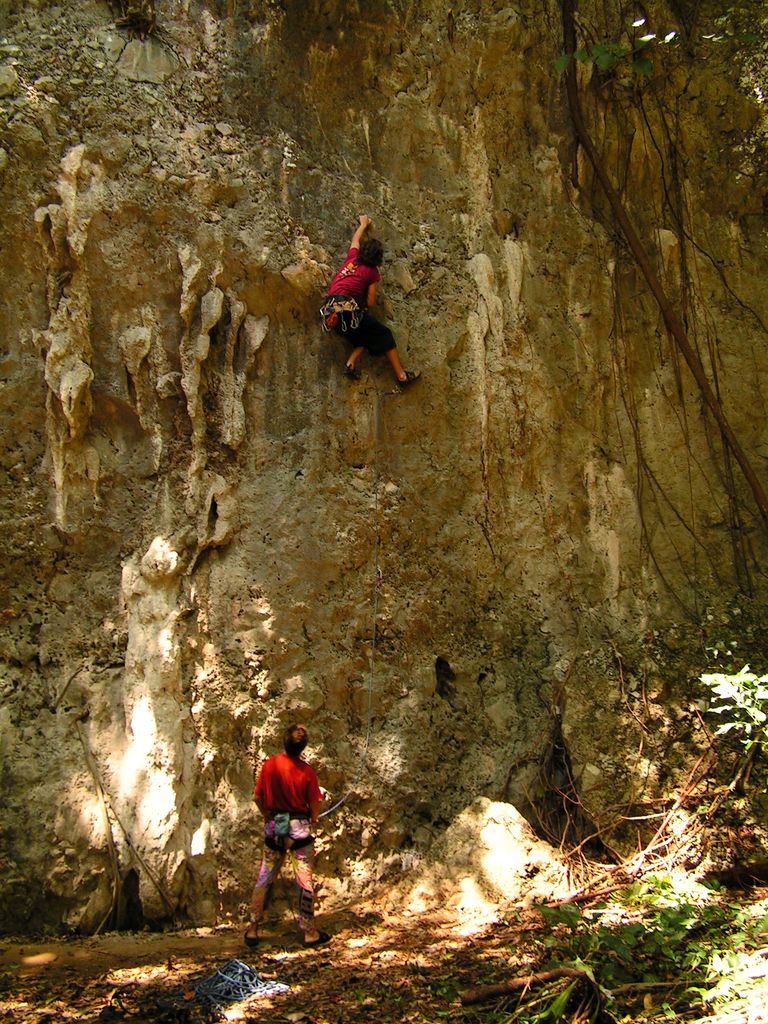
[319, 384, 402, 819]
[195, 958, 289, 1008]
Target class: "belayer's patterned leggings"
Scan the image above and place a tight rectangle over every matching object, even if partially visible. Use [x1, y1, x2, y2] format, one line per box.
[250, 828, 315, 931]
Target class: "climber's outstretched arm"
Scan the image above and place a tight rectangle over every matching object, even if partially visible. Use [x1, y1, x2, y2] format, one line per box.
[349, 214, 372, 251]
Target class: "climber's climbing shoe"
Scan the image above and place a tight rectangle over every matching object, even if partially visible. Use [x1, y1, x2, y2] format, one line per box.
[398, 369, 421, 388]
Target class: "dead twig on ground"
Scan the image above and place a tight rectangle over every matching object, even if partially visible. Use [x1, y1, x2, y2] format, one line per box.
[460, 966, 601, 1006]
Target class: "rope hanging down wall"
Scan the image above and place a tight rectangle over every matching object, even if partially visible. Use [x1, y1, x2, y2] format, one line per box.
[319, 384, 403, 819]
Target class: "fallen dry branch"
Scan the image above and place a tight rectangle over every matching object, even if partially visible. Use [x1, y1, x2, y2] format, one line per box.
[460, 967, 595, 1006]
[547, 750, 715, 907]
[546, 883, 628, 907]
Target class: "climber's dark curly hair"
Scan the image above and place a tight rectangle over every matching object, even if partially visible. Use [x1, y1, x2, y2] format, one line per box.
[359, 237, 384, 268]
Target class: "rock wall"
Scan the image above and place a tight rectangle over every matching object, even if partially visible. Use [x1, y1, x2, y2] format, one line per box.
[1, 0, 768, 932]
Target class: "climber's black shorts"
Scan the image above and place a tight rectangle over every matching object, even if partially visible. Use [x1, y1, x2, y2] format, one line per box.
[335, 310, 396, 356]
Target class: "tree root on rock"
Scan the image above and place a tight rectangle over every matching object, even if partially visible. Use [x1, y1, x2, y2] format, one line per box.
[108, 0, 156, 39]
[560, 0, 768, 532]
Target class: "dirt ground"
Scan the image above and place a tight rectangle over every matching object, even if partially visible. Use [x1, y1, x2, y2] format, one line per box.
[0, 901, 536, 1024]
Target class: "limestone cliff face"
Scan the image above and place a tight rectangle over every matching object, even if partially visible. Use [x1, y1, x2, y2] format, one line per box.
[1, 0, 767, 932]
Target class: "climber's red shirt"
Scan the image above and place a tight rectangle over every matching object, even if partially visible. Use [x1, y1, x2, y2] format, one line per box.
[254, 753, 321, 818]
[326, 246, 380, 303]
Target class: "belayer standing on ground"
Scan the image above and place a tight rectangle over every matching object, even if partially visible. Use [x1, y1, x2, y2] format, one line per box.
[321, 214, 421, 387]
[244, 724, 330, 948]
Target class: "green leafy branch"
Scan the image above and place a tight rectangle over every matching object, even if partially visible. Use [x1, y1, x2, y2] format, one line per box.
[703, 10, 761, 46]
[701, 666, 768, 754]
[463, 877, 768, 1023]
[554, 18, 679, 78]
[555, 41, 652, 78]
[555, 8, 761, 80]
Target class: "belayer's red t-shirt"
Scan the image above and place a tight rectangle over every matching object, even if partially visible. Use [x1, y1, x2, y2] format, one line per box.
[254, 753, 321, 817]
[327, 246, 380, 303]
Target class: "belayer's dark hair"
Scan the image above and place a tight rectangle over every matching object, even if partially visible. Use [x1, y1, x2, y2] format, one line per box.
[359, 237, 384, 268]
[284, 723, 308, 756]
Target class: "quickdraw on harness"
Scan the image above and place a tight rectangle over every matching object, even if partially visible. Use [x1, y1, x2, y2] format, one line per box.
[320, 294, 362, 332]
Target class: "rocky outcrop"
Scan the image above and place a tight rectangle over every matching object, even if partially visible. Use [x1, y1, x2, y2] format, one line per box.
[1, 0, 767, 932]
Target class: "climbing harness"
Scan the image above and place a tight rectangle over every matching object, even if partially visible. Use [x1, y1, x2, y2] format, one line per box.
[195, 958, 289, 1008]
[264, 813, 314, 852]
[320, 294, 362, 332]
[319, 384, 403, 820]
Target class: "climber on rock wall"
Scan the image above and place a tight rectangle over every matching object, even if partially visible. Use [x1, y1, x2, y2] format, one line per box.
[244, 724, 331, 948]
[320, 214, 421, 387]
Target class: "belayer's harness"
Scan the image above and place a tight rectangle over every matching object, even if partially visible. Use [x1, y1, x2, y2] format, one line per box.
[320, 294, 361, 332]
[265, 811, 313, 852]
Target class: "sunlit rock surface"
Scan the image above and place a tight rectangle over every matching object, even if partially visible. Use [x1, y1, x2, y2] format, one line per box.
[1, 0, 768, 932]
[395, 799, 570, 933]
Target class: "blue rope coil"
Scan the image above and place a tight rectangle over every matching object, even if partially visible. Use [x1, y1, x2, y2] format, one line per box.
[195, 958, 289, 1007]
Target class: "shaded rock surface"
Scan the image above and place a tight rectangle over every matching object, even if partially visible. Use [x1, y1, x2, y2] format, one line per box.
[1, 0, 768, 932]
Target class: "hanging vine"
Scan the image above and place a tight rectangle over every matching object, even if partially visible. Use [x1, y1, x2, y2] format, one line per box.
[636, 84, 756, 590]
[559, 0, 768, 576]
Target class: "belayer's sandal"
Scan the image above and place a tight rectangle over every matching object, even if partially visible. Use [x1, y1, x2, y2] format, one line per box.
[302, 930, 331, 948]
[344, 364, 362, 381]
[243, 930, 260, 947]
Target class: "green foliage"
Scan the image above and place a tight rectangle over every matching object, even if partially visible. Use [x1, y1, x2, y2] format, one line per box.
[555, 6, 762, 79]
[517, 877, 768, 1023]
[540, 877, 732, 989]
[554, 18, 677, 78]
[701, 665, 768, 755]
[703, 9, 760, 45]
